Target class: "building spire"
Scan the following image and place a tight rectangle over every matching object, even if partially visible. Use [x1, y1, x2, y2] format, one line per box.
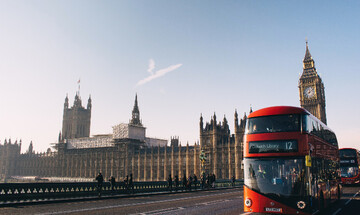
[64, 94, 69, 109]
[304, 39, 312, 61]
[130, 93, 142, 126]
[87, 95, 92, 109]
[302, 40, 317, 76]
[27, 141, 34, 154]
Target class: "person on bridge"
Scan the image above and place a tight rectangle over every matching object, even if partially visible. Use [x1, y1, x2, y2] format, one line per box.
[109, 176, 116, 194]
[182, 173, 187, 191]
[206, 174, 210, 189]
[129, 173, 134, 193]
[95, 172, 104, 197]
[124, 175, 130, 193]
[201, 173, 205, 190]
[174, 175, 179, 191]
[212, 173, 216, 188]
[187, 175, 193, 191]
[193, 174, 198, 190]
[167, 174, 173, 191]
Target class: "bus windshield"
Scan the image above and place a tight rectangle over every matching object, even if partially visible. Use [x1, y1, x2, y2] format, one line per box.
[246, 114, 301, 134]
[244, 157, 305, 197]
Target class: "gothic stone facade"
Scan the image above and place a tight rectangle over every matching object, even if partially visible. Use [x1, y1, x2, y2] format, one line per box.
[200, 111, 246, 179]
[0, 94, 245, 182]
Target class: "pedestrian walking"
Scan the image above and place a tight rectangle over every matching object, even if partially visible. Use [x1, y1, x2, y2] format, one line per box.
[167, 174, 173, 191]
[174, 175, 179, 191]
[95, 172, 104, 197]
[193, 174, 198, 190]
[129, 173, 134, 193]
[232, 175, 235, 187]
[182, 173, 187, 191]
[206, 174, 210, 189]
[109, 176, 116, 194]
[212, 173, 216, 188]
[187, 175, 193, 191]
[124, 175, 129, 192]
[201, 173, 205, 190]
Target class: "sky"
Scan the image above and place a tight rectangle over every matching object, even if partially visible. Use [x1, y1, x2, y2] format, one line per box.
[0, 0, 359, 153]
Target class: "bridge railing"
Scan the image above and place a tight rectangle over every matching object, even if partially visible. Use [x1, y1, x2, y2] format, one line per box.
[0, 179, 243, 204]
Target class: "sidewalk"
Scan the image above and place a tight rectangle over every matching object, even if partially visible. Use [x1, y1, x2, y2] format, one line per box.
[0, 185, 242, 207]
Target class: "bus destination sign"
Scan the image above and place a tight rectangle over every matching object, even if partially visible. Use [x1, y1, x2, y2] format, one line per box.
[249, 140, 298, 153]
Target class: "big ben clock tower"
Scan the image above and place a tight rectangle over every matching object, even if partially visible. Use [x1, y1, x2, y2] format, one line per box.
[299, 41, 327, 124]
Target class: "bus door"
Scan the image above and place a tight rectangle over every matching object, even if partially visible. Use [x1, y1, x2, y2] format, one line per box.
[307, 143, 318, 211]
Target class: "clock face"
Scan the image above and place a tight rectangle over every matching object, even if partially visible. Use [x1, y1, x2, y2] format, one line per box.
[304, 86, 315, 98]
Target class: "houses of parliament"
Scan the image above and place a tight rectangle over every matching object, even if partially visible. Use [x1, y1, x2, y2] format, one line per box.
[0, 42, 327, 182]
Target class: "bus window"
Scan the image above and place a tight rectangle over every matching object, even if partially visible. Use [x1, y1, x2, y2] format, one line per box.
[246, 114, 301, 134]
[341, 166, 359, 178]
[340, 149, 357, 158]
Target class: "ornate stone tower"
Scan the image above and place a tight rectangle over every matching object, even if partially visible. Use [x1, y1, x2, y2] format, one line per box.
[0, 139, 21, 181]
[299, 41, 327, 124]
[200, 113, 231, 178]
[234, 110, 246, 179]
[61, 92, 92, 139]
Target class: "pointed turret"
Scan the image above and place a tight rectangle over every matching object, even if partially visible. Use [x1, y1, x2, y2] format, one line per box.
[87, 95, 92, 110]
[130, 94, 142, 126]
[58, 131, 62, 142]
[64, 94, 69, 109]
[234, 109, 239, 132]
[304, 40, 312, 61]
[223, 115, 228, 126]
[73, 93, 82, 108]
[27, 141, 34, 154]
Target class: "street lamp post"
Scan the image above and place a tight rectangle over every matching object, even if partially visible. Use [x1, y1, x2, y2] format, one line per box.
[199, 150, 207, 177]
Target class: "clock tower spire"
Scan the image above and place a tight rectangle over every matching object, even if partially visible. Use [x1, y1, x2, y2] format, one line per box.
[299, 41, 327, 124]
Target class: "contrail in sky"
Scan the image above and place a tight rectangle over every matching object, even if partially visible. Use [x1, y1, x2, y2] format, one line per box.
[147, 59, 155, 75]
[136, 59, 182, 87]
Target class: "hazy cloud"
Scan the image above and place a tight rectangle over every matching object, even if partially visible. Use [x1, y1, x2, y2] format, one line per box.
[147, 59, 155, 75]
[136, 59, 182, 87]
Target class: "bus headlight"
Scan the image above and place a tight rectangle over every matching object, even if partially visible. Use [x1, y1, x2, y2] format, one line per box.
[297, 201, 306, 209]
[245, 198, 252, 207]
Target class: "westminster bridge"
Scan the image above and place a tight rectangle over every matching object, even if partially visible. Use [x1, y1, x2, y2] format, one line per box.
[0, 181, 360, 215]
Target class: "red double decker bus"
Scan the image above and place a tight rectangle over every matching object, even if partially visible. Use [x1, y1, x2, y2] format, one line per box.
[339, 148, 360, 185]
[243, 106, 341, 214]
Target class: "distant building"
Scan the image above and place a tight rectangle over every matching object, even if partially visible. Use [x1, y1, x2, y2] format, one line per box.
[62, 93, 92, 139]
[0, 42, 329, 182]
[299, 41, 327, 124]
[0, 92, 245, 182]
